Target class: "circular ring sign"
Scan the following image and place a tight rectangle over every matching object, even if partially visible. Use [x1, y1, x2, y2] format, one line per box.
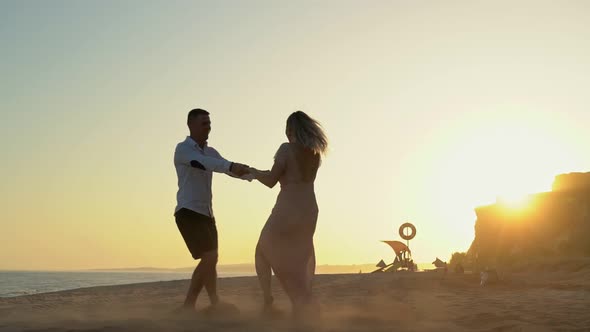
[399, 222, 416, 240]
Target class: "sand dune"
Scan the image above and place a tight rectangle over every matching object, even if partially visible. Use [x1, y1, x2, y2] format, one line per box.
[1, 271, 589, 331]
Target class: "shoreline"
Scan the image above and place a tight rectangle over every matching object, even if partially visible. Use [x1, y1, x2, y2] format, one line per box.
[0, 266, 388, 299]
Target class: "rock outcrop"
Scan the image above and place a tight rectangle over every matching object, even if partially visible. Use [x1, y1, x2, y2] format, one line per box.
[467, 172, 590, 270]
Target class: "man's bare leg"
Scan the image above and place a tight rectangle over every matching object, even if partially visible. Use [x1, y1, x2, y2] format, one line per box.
[183, 263, 205, 308]
[201, 250, 219, 305]
[183, 250, 218, 308]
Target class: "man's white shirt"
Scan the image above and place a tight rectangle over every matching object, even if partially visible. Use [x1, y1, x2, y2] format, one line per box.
[174, 136, 252, 218]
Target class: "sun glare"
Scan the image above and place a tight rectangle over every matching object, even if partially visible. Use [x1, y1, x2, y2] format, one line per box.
[496, 194, 532, 211]
[427, 112, 580, 226]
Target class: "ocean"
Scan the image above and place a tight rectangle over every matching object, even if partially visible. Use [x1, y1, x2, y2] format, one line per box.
[0, 270, 253, 298]
[0, 264, 436, 298]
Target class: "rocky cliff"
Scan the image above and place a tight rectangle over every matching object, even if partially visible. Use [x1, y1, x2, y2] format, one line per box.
[467, 172, 590, 270]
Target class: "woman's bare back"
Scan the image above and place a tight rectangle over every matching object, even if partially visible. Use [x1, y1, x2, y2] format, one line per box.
[278, 143, 320, 186]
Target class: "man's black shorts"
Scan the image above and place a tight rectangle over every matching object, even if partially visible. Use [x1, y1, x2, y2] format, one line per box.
[175, 208, 218, 259]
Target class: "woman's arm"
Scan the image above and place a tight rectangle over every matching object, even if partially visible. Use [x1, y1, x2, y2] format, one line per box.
[250, 143, 289, 188]
[249, 169, 276, 188]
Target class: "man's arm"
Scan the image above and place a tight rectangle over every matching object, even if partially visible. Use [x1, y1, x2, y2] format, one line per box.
[174, 144, 232, 173]
[210, 147, 252, 179]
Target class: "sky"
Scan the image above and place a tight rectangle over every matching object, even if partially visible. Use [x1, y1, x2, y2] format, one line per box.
[1, 0, 590, 270]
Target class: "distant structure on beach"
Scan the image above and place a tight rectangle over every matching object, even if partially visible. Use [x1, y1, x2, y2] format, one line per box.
[373, 223, 418, 273]
[468, 172, 590, 271]
[432, 258, 447, 269]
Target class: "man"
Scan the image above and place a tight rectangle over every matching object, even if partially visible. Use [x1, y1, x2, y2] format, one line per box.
[174, 108, 251, 311]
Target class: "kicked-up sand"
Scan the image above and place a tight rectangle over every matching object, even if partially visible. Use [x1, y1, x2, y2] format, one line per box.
[1, 270, 589, 332]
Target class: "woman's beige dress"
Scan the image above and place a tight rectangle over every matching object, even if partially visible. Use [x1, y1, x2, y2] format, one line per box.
[256, 143, 320, 303]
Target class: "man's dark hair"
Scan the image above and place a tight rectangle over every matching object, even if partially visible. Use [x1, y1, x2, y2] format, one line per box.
[187, 108, 210, 124]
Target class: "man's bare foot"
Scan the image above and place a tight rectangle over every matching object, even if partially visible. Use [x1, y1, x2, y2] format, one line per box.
[169, 305, 196, 317]
[200, 301, 240, 317]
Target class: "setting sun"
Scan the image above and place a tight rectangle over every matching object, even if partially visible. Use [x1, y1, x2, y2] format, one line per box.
[496, 194, 532, 212]
[429, 110, 581, 208]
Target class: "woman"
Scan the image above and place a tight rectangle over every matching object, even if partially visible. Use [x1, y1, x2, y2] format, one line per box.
[249, 111, 328, 318]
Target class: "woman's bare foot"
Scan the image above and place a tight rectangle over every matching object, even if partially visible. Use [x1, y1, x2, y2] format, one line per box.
[293, 300, 321, 322]
[261, 296, 284, 319]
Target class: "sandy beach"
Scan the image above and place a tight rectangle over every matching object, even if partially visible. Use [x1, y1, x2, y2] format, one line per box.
[1, 269, 588, 332]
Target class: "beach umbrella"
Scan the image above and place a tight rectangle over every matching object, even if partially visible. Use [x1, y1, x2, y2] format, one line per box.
[381, 240, 411, 255]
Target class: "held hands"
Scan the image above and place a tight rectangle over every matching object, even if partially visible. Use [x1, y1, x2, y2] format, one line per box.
[248, 167, 270, 179]
[247, 167, 259, 178]
[230, 162, 251, 176]
[229, 163, 270, 181]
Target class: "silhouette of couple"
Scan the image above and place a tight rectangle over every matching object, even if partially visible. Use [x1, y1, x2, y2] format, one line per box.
[173, 108, 328, 318]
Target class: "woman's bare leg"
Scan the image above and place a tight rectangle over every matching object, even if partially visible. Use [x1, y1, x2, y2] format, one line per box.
[255, 243, 274, 308]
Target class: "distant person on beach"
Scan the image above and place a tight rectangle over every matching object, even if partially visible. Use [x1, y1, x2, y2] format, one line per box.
[173, 108, 251, 312]
[248, 111, 328, 318]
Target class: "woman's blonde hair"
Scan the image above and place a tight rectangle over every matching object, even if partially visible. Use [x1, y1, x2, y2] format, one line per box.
[286, 111, 328, 155]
